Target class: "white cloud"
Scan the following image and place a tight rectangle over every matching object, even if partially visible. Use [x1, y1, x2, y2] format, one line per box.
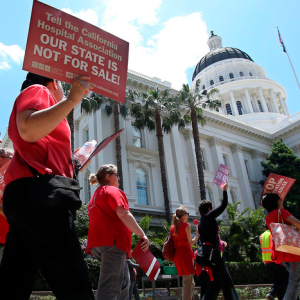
[62, 8, 99, 26]
[64, 3, 209, 90]
[0, 42, 24, 70]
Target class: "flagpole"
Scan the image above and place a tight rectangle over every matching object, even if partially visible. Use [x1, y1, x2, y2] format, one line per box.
[285, 51, 300, 91]
[277, 27, 300, 92]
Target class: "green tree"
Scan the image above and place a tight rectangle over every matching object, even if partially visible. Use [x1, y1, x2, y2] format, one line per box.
[219, 203, 265, 262]
[177, 80, 221, 200]
[129, 88, 184, 224]
[261, 138, 300, 219]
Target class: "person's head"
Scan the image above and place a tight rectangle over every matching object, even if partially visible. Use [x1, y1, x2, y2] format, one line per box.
[89, 164, 119, 187]
[0, 148, 14, 168]
[21, 72, 64, 102]
[262, 193, 282, 213]
[199, 200, 213, 216]
[172, 206, 189, 235]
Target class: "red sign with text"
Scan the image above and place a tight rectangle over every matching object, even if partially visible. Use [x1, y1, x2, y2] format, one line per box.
[213, 164, 230, 189]
[23, 0, 129, 103]
[260, 173, 295, 205]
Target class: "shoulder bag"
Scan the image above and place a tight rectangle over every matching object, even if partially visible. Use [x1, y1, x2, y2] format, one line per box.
[269, 209, 300, 256]
[162, 231, 175, 261]
[25, 160, 82, 212]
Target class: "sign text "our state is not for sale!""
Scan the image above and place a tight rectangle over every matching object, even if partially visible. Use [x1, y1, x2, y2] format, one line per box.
[23, 0, 129, 103]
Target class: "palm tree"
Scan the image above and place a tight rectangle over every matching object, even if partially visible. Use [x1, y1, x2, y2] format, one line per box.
[177, 79, 221, 200]
[103, 99, 128, 191]
[129, 87, 184, 224]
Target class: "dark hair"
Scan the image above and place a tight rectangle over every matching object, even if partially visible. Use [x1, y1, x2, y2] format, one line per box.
[89, 164, 117, 186]
[262, 193, 280, 213]
[199, 200, 212, 216]
[21, 72, 53, 91]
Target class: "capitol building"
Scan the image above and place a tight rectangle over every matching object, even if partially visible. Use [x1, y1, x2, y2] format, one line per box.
[3, 32, 300, 221]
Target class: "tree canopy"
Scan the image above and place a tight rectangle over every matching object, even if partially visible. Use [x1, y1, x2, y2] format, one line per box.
[261, 138, 300, 219]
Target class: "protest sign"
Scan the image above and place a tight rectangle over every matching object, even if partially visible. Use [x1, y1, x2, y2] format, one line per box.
[0, 162, 10, 202]
[213, 164, 229, 189]
[23, 0, 129, 103]
[260, 173, 296, 205]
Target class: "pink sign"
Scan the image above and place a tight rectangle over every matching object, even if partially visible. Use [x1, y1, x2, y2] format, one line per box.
[0, 162, 10, 202]
[23, 0, 129, 103]
[213, 164, 229, 189]
[260, 173, 295, 205]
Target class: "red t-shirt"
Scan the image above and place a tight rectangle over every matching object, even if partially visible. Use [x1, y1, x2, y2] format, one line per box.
[5, 85, 73, 186]
[266, 208, 300, 263]
[87, 185, 132, 257]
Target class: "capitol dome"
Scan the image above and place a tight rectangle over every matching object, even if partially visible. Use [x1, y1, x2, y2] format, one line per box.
[192, 46, 253, 81]
[191, 31, 289, 132]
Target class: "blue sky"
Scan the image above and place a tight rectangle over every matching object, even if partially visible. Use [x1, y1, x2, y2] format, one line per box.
[1, 0, 300, 139]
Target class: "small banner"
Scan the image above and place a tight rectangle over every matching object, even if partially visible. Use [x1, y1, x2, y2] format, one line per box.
[78, 128, 124, 170]
[213, 164, 229, 189]
[23, 0, 129, 103]
[132, 239, 161, 281]
[260, 173, 296, 205]
[0, 161, 10, 202]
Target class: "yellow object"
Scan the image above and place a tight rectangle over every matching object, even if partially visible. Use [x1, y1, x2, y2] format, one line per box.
[259, 230, 272, 262]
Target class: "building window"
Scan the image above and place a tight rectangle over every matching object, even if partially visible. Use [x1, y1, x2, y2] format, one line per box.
[201, 150, 206, 170]
[257, 100, 263, 112]
[84, 175, 91, 204]
[136, 168, 148, 205]
[131, 125, 142, 147]
[202, 85, 205, 90]
[206, 188, 211, 201]
[239, 71, 244, 77]
[210, 80, 214, 86]
[219, 76, 224, 82]
[230, 191, 237, 204]
[229, 73, 234, 79]
[225, 104, 232, 115]
[249, 72, 253, 76]
[244, 160, 250, 180]
[223, 155, 230, 175]
[236, 101, 244, 115]
[84, 129, 89, 142]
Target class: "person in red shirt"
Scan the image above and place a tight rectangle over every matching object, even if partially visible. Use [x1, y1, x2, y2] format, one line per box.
[0, 72, 95, 300]
[262, 193, 300, 300]
[87, 164, 150, 300]
[0, 148, 14, 265]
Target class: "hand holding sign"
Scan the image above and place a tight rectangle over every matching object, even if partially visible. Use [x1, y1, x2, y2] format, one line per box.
[213, 164, 229, 189]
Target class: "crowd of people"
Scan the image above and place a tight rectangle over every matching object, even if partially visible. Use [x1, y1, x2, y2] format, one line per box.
[0, 71, 300, 300]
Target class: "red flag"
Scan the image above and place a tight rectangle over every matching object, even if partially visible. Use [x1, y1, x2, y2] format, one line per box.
[277, 28, 286, 53]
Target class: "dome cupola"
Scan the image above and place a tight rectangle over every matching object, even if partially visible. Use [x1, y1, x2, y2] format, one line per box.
[207, 30, 222, 51]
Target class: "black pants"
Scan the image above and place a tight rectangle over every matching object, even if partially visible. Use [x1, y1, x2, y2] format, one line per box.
[201, 252, 238, 300]
[266, 262, 289, 300]
[0, 178, 95, 300]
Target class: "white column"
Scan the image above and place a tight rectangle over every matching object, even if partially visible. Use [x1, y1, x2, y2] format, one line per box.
[270, 90, 280, 113]
[278, 93, 288, 115]
[170, 127, 192, 206]
[230, 91, 239, 116]
[231, 143, 255, 210]
[258, 89, 268, 112]
[209, 137, 224, 172]
[245, 89, 254, 113]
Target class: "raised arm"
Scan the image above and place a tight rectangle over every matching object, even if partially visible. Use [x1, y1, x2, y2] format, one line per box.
[17, 76, 91, 142]
[206, 184, 228, 219]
